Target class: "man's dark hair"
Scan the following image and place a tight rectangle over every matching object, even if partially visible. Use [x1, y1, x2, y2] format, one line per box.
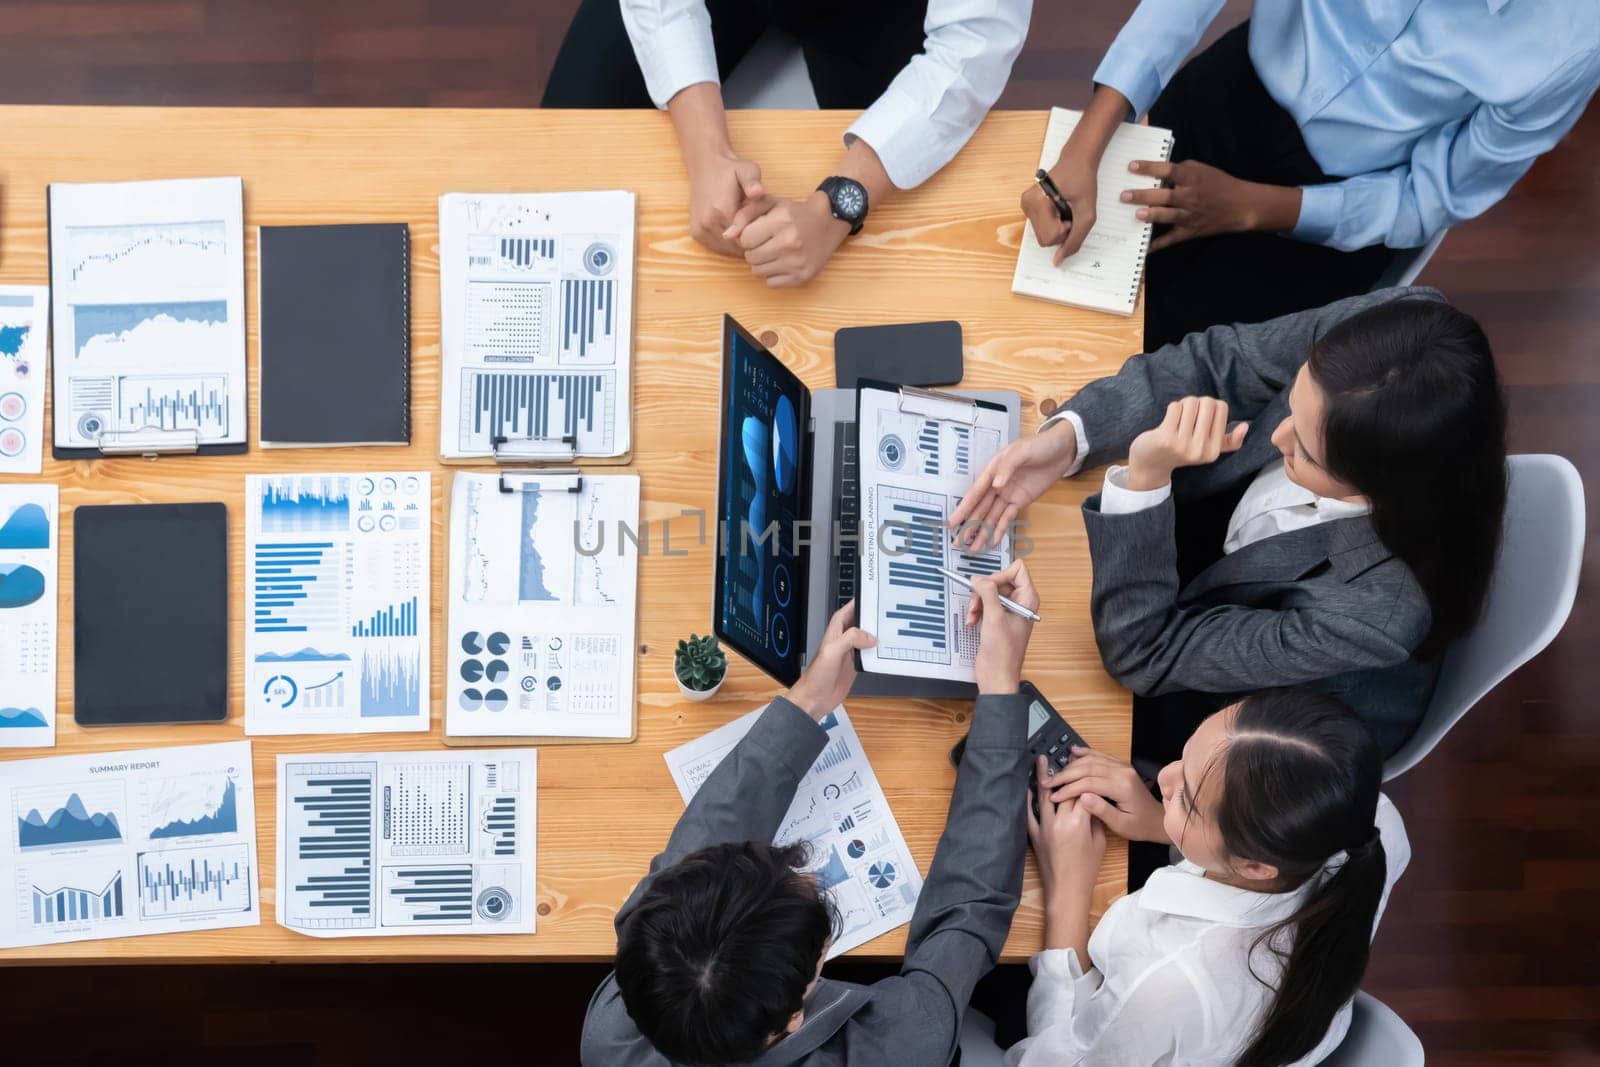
[615, 840, 837, 1064]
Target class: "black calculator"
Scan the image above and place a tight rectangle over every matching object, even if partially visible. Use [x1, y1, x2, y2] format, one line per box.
[948, 679, 1088, 775]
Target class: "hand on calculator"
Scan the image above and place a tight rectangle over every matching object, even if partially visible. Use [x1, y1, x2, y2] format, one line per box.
[1039, 747, 1169, 844]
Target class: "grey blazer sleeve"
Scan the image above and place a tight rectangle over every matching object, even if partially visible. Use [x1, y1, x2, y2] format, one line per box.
[848, 692, 1031, 1065]
[1064, 286, 1445, 468]
[1085, 497, 1421, 695]
[613, 696, 827, 931]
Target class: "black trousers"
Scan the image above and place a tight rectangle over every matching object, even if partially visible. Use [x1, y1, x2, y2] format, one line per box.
[542, 0, 927, 109]
[1143, 22, 1397, 350]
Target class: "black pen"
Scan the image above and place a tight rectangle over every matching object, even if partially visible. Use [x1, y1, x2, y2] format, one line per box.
[1035, 168, 1073, 223]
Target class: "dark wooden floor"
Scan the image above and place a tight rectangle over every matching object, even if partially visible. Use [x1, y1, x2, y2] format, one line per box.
[0, 2, 1595, 1064]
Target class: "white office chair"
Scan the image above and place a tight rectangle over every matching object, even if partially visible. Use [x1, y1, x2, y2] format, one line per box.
[1322, 992, 1425, 1065]
[959, 1008, 1007, 1066]
[1372, 228, 1449, 290]
[1384, 454, 1586, 781]
[721, 29, 819, 110]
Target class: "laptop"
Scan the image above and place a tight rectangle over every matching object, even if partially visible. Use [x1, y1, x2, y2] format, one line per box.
[713, 315, 1020, 699]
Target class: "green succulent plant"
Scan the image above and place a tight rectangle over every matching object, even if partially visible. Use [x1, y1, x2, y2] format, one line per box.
[675, 633, 728, 691]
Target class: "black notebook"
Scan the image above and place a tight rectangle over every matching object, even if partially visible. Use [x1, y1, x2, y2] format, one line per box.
[259, 223, 411, 447]
[74, 502, 229, 726]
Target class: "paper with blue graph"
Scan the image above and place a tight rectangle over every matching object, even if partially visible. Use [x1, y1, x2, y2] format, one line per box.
[0, 740, 260, 948]
[445, 470, 640, 741]
[437, 190, 635, 461]
[275, 749, 537, 937]
[244, 472, 431, 735]
[857, 384, 1015, 683]
[48, 177, 247, 454]
[0, 285, 49, 474]
[0, 485, 57, 749]
[664, 704, 922, 957]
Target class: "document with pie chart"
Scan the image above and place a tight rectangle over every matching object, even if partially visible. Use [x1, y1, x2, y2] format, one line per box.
[244, 472, 431, 736]
[445, 470, 640, 741]
[0, 485, 58, 748]
[664, 703, 922, 957]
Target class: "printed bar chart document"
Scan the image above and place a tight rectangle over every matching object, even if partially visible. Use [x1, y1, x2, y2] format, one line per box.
[48, 177, 248, 456]
[0, 741, 260, 948]
[1011, 108, 1175, 316]
[245, 472, 431, 735]
[664, 705, 922, 957]
[445, 470, 639, 741]
[0, 286, 49, 474]
[0, 485, 58, 748]
[438, 191, 635, 461]
[856, 384, 1014, 684]
[275, 749, 537, 937]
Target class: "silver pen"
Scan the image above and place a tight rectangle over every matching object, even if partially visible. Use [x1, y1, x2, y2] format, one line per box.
[937, 565, 1042, 623]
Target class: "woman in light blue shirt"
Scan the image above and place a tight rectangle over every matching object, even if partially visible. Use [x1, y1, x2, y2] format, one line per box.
[1021, 1, 1600, 349]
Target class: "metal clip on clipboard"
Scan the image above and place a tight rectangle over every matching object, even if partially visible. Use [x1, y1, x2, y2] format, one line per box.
[895, 384, 983, 426]
[491, 433, 578, 463]
[496, 468, 584, 496]
[95, 427, 202, 459]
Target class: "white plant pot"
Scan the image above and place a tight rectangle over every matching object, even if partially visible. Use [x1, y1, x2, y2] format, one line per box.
[676, 670, 725, 702]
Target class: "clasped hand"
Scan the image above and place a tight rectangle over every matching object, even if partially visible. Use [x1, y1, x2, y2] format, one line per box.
[685, 150, 847, 288]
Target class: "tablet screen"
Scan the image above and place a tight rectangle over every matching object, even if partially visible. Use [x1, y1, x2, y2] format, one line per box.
[74, 502, 229, 726]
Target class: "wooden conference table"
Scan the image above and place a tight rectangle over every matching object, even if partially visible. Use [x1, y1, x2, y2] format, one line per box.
[0, 107, 1135, 964]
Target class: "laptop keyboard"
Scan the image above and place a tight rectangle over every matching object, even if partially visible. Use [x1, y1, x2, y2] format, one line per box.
[831, 420, 859, 610]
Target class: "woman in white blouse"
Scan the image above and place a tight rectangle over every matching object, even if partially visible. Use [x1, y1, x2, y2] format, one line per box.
[1010, 687, 1410, 1066]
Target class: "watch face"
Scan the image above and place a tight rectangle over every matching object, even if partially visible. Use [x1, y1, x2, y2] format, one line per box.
[834, 182, 866, 218]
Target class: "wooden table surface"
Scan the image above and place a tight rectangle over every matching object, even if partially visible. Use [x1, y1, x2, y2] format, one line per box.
[0, 106, 1134, 964]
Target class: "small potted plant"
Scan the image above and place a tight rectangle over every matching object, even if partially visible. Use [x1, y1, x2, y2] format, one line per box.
[675, 633, 727, 701]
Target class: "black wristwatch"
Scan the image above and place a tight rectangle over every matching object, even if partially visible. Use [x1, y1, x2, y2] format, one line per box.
[817, 176, 869, 236]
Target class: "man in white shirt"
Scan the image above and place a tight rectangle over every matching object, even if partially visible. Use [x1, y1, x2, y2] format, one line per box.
[543, 0, 1032, 287]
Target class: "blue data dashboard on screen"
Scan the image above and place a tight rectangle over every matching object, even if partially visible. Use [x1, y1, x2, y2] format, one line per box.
[717, 321, 807, 686]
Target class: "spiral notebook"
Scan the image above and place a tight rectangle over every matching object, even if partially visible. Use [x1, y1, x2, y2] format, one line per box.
[259, 223, 411, 447]
[1011, 108, 1175, 317]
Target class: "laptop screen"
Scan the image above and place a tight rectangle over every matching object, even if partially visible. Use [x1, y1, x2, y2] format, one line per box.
[714, 316, 810, 687]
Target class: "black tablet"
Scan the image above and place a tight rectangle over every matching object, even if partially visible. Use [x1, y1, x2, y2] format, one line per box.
[74, 502, 229, 726]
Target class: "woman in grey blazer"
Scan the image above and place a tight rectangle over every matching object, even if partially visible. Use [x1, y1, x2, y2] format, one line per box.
[953, 287, 1506, 853]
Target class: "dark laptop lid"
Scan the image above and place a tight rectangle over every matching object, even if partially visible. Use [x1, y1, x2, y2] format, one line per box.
[713, 316, 812, 687]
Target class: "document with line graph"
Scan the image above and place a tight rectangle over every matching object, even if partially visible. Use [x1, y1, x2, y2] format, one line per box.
[244, 472, 430, 736]
[856, 383, 1016, 683]
[438, 191, 634, 461]
[664, 704, 922, 957]
[275, 749, 536, 937]
[0, 740, 260, 948]
[48, 177, 248, 457]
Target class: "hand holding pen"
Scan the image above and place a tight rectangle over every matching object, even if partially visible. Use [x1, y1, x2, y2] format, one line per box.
[962, 560, 1041, 695]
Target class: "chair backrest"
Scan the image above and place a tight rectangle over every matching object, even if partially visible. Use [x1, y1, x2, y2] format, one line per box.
[1321, 992, 1425, 1066]
[722, 30, 818, 110]
[1384, 454, 1586, 781]
[1371, 228, 1449, 291]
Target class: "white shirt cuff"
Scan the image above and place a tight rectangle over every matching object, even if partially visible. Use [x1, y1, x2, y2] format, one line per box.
[1100, 465, 1171, 514]
[1039, 409, 1091, 478]
[1030, 946, 1088, 982]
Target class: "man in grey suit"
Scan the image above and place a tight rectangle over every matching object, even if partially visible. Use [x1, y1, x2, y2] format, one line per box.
[581, 568, 1040, 1066]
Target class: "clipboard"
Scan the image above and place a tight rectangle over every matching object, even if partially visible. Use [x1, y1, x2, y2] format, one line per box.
[436, 190, 637, 470]
[851, 380, 1017, 684]
[440, 467, 640, 747]
[47, 178, 251, 460]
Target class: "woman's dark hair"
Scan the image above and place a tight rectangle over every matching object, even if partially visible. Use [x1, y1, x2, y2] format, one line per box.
[614, 840, 837, 1065]
[1308, 297, 1507, 658]
[1197, 688, 1387, 1067]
